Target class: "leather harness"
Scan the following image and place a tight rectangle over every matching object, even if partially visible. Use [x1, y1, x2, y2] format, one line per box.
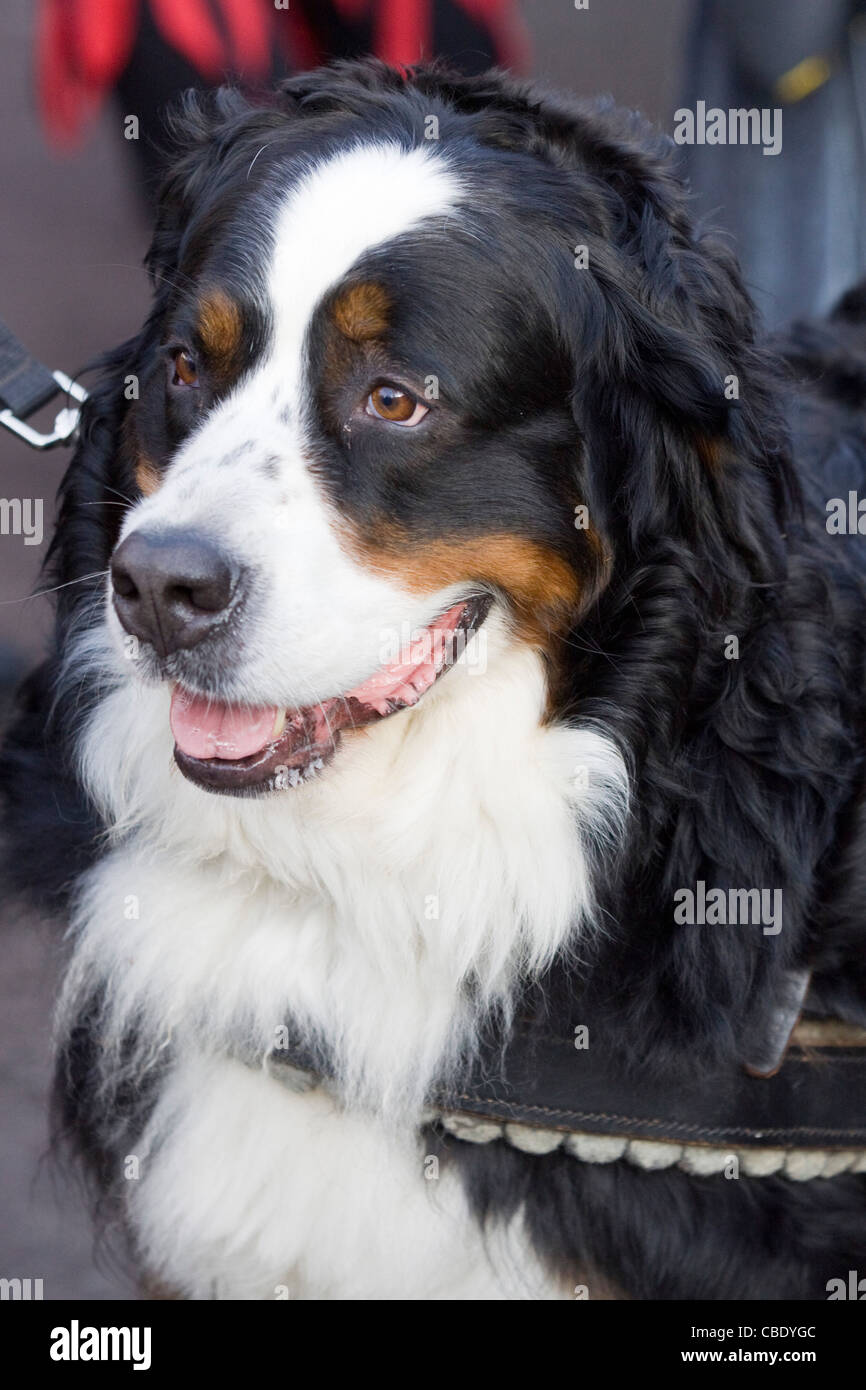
[247, 971, 866, 1181]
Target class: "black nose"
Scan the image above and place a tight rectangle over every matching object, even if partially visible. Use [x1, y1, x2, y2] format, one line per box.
[111, 530, 240, 657]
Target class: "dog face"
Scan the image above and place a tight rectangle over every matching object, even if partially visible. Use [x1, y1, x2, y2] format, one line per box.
[107, 111, 611, 795]
[91, 65, 779, 798]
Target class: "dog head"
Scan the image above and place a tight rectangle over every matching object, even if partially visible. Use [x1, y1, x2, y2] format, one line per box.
[62, 62, 789, 798]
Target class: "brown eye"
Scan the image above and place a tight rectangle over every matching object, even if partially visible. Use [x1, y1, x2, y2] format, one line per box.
[366, 383, 427, 426]
[172, 349, 199, 388]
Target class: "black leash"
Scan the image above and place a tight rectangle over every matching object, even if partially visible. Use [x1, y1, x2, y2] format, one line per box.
[0, 317, 86, 450]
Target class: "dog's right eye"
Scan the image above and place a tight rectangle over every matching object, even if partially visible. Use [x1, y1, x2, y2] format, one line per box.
[171, 349, 199, 389]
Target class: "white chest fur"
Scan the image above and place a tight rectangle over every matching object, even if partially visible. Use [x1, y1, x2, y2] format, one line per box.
[63, 627, 628, 1297]
[131, 1052, 559, 1299]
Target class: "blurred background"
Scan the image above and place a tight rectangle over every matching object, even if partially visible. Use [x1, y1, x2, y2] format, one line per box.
[1, 0, 864, 1299]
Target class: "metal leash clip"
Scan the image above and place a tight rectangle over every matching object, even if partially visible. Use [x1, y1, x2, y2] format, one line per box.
[0, 369, 88, 450]
[0, 318, 88, 450]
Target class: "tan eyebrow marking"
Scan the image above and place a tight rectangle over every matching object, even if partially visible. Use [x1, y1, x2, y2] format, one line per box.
[197, 289, 244, 361]
[332, 283, 391, 343]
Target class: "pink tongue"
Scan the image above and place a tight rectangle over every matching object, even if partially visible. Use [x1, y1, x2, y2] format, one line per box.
[170, 687, 279, 761]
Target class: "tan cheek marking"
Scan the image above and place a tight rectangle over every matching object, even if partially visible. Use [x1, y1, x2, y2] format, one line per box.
[121, 413, 161, 496]
[333, 282, 390, 343]
[344, 519, 613, 724]
[135, 457, 161, 496]
[197, 289, 243, 362]
[346, 525, 584, 637]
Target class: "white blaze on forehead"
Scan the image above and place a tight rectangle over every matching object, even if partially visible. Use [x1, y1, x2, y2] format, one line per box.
[267, 142, 464, 397]
[116, 142, 470, 709]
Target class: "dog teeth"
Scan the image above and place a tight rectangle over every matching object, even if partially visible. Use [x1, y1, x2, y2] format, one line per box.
[287, 768, 301, 788]
[272, 709, 287, 738]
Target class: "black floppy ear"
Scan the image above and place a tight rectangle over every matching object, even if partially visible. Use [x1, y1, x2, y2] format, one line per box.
[47, 335, 144, 619]
[564, 151, 795, 587]
[570, 220, 793, 584]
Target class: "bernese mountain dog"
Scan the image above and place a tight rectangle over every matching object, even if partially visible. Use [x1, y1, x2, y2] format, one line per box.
[3, 60, 866, 1301]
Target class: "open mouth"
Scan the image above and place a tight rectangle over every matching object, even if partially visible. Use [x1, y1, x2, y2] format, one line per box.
[170, 596, 491, 795]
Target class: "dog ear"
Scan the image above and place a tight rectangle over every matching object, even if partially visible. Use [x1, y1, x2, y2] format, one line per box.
[536, 99, 794, 588]
[567, 182, 791, 584]
[48, 337, 141, 619]
[569, 235, 793, 590]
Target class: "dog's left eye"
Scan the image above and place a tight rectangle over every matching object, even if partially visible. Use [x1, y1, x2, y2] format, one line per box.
[171, 349, 199, 389]
[365, 383, 428, 426]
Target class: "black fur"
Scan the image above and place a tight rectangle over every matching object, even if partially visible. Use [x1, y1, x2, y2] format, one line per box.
[3, 60, 866, 1299]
